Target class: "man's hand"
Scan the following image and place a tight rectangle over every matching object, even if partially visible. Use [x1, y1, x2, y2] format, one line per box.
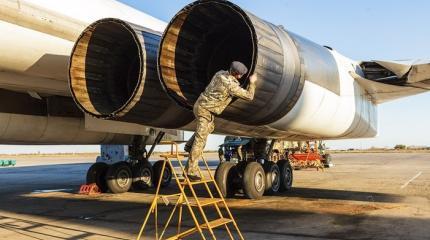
[249, 74, 258, 84]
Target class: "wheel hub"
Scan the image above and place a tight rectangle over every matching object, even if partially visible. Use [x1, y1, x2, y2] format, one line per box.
[255, 171, 264, 192]
[272, 168, 280, 191]
[162, 169, 171, 183]
[285, 168, 292, 185]
[141, 168, 151, 183]
[117, 169, 131, 187]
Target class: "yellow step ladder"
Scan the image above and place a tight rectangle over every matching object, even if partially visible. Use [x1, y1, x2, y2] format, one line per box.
[136, 141, 244, 240]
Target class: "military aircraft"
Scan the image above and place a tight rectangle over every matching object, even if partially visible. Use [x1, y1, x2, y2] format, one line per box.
[2, 0, 429, 199]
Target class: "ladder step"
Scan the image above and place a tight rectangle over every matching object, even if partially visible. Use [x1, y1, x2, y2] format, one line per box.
[201, 218, 233, 229]
[159, 153, 189, 158]
[166, 227, 197, 240]
[166, 218, 233, 240]
[180, 179, 214, 185]
[189, 198, 223, 207]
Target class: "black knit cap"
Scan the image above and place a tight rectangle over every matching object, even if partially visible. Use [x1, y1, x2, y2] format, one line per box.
[229, 61, 248, 75]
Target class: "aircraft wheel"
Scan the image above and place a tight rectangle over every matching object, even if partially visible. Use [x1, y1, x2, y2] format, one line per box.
[323, 154, 333, 168]
[264, 161, 281, 194]
[215, 162, 238, 198]
[153, 160, 172, 188]
[106, 162, 132, 194]
[86, 162, 109, 193]
[242, 162, 265, 199]
[132, 161, 153, 190]
[277, 159, 293, 192]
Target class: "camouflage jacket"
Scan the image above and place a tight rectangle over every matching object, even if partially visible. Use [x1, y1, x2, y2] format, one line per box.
[196, 70, 256, 115]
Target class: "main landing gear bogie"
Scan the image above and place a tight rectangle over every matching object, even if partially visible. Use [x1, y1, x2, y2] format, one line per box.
[85, 159, 173, 194]
[215, 160, 293, 199]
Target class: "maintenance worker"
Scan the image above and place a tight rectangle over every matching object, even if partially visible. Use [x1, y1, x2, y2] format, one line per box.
[184, 61, 257, 181]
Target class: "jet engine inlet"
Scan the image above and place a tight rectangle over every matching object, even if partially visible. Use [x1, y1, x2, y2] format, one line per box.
[69, 18, 193, 128]
[158, 0, 305, 125]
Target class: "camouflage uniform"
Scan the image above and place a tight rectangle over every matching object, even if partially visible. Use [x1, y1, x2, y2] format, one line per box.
[185, 70, 256, 176]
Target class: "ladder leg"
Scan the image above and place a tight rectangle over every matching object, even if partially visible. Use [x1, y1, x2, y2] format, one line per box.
[136, 199, 157, 240]
[169, 159, 207, 240]
[201, 156, 244, 240]
[155, 203, 158, 240]
[154, 158, 170, 240]
[197, 166, 233, 239]
[159, 195, 182, 239]
[178, 199, 183, 235]
[176, 156, 216, 239]
[137, 156, 167, 240]
[203, 180, 234, 239]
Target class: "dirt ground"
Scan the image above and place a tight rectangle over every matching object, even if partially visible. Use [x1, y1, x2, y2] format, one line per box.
[0, 152, 429, 239]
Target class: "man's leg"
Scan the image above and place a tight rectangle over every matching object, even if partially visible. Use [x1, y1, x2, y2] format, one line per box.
[184, 133, 195, 152]
[185, 109, 214, 178]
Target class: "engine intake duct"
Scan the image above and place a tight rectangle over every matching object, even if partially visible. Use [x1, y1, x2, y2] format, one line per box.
[158, 0, 305, 125]
[69, 18, 193, 128]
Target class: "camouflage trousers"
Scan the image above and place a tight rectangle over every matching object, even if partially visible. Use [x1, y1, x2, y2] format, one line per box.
[185, 104, 215, 176]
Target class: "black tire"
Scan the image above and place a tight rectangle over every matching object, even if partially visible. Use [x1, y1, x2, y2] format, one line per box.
[277, 160, 293, 192]
[86, 162, 109, 193]
[132, 161, 153, 190]
[242, 162, 265, 199]
[105, 162, 132, 194]
[264, 162, 281, 194]
[215, 162, 238, 198]
[153, 160, 172, 188]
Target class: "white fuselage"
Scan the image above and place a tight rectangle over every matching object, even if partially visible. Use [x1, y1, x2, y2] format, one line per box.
[269, 51, 377, 139]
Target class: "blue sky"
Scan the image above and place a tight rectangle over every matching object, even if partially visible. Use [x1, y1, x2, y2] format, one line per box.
[1, 0, 429, 154]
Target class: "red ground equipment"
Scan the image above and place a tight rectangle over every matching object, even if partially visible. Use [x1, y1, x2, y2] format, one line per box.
[288, 141, 330, 171]
[78, 183, 101, 195]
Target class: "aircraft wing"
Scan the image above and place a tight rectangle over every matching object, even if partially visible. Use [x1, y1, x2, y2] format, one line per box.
[0, 0, 184, 145]
[351, 60, 430, 104]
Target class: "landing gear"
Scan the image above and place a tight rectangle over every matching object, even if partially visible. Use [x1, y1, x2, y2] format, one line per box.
[214, 138, 294, 199]
[86, 162, 109, 193]
[106, 162, 133, 193]
[83, 132, 171, 194]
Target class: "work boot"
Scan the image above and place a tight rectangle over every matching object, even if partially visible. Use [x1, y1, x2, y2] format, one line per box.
[186, 174, 202, 182]
[184, 144, 191, 153]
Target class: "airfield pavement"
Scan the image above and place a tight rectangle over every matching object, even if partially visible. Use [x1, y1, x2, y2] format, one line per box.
[0, 152, 429, 239]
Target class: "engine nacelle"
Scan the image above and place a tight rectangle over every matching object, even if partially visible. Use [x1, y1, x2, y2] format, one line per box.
[158, 0, 377, 139]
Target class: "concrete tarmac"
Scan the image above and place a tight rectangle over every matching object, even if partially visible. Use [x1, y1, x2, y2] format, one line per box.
[0, 153, 429, 239]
